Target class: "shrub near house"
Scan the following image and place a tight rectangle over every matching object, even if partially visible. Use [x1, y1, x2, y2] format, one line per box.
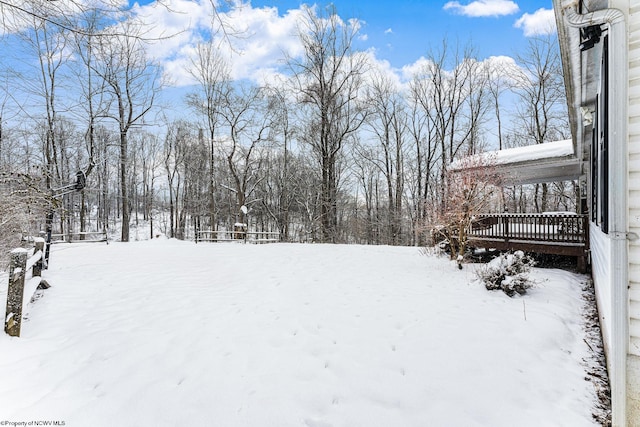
[476, 251, 536, 297]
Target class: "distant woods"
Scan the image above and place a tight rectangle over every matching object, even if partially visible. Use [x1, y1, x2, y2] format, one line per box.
[0, 3, 572, 249]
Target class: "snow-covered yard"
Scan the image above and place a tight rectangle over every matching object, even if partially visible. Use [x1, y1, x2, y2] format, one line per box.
[0, 240, 602, 426]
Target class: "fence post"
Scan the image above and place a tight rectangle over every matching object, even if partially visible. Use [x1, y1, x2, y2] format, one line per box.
[44, 209, 54, 269]
[5, 248, 28, 337]
[32, 238, 45, 277]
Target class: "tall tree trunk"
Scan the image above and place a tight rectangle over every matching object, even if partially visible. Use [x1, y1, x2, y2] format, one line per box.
[120, 130, 129, 242]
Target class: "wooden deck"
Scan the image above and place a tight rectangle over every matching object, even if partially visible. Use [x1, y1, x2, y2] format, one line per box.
[466, 213, 589, 270]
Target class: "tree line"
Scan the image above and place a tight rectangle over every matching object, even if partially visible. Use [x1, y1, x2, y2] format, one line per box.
[0, 2, 573, 256]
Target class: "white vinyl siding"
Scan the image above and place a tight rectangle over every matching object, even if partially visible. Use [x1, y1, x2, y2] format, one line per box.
[628, 1, 640, 357]
[591, 224, 612, 349]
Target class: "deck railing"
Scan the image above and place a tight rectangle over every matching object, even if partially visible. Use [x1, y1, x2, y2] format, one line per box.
[468, 213, 588, 244]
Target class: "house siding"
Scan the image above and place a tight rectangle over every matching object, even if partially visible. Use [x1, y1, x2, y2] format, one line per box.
[628, 2, 640, 359]
[591, 224, 612, 349]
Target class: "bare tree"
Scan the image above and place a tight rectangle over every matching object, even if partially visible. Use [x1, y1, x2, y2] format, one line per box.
[0, 171, 50, 265]
[128, 130, 162, 238]
[351, 144, 382, 244]
[0, 0, 187, 39]
[406, 83, 438, 244]
[412, 40, 489, 217]
[186, 42, 231, 231]
[258, 86, 296, 240]
[92, 23, 160, 241]
[13, 11, 73, 192]
[435, 155, 502, 267]
[461, 58, 490, 156]
[289, 5, 368, 243]
[360, 70, 407, 245]
[69, 9, 113, 235]
[219, 84, 272, 226]
[179, 129, 209, 239]
[163, 121, 190, 239]
[486, 58, 517, 151]
[512, 35, 568, 212]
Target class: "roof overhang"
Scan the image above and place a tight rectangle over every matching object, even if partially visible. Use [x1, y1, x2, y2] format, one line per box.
[495, 155, 581, 185]
[450, 140, 582, 185]
[553, 0, 610, 162]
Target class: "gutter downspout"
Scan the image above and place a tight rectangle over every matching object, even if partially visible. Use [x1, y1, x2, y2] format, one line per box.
[560, 1, 628, 425]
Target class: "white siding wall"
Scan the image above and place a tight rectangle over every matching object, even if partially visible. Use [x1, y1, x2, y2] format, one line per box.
[628, 4, 640, 424]
[591, 224, 612, 350]
[628, 1, 640, 358]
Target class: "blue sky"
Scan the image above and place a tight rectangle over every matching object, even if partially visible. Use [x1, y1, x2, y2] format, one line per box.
[0, 0, 556, 129]
[124, 0, 555, 87]
[245, 0, 555, 68]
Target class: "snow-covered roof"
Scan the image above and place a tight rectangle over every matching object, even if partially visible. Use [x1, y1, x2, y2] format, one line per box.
[451, 139, 582, 185]
[489, 139, 573, 164]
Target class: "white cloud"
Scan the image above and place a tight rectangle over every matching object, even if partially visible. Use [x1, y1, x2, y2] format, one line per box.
[360, 50, 404, 89]
[443, 0, 519, 17]
[384, 28, 393, 35]
[124, 1, 531, 94]
[126, 1, 305, 86]
[348, 18, 363, 32]
[400, 57, 433, 82]
[131, 1, 213, 56]
[223, 6, 304, 81]
[483, 55, 522, 85]
[514, 8, 556, 36]
[0, 0, 129, 35]
[399, 54, 525, 92]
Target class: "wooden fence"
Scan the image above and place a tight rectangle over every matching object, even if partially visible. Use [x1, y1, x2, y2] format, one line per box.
[50, 230, 108, 244]
[4, 238, 50, 337]
[195, 230, 280, 244]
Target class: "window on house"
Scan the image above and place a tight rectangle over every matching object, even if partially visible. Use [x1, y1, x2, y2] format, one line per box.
[592, 35, 609, 234]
